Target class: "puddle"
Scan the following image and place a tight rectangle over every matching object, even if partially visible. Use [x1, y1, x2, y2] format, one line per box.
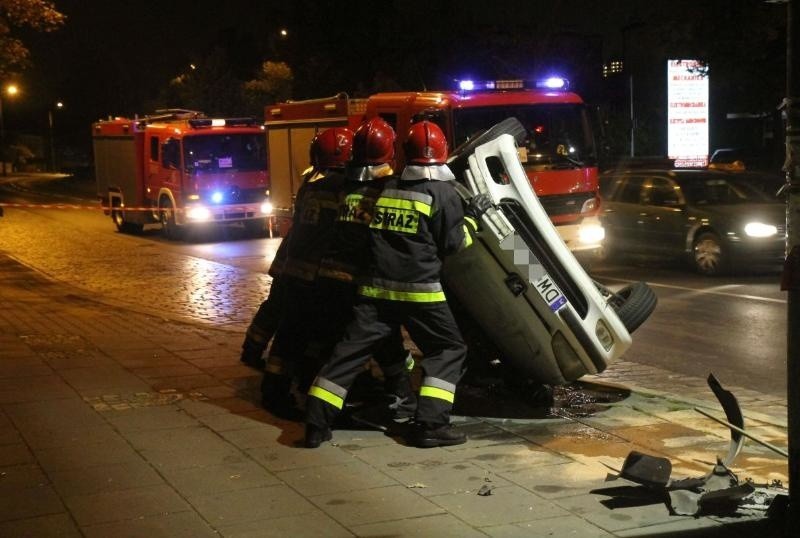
[453, 379, 630, 420]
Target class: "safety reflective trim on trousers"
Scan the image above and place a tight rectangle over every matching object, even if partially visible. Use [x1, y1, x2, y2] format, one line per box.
[308, 377, 348, 409]
[464, 216, 478, 231]
[358, 279, 444, 302]
[308, 386, 344, 409]
[419, 386, 455, 403]
[462, 224, 473, 248]
[419, 376, 457, 403]
[422, 376, 457, 394]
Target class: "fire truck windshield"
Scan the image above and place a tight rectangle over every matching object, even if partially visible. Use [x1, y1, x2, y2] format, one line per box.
[184, 134, 267, 172]
[453, 104, 597, 168]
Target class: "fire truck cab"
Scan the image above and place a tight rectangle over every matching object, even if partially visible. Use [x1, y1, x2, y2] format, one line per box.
[93, 109, 272, 238]
[363, 78, 605, 254]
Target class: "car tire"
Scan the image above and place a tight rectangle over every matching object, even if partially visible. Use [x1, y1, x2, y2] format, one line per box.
[596, 281, 657, 333]
[692, 232, 725, 276]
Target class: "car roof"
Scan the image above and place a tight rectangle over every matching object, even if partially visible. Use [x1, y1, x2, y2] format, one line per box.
[601, 168, 761, 180]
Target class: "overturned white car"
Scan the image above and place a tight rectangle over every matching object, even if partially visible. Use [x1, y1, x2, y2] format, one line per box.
[443, 119, 656, 385]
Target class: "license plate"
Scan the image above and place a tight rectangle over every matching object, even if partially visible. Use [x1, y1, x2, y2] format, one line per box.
[534, 275, 567, 312]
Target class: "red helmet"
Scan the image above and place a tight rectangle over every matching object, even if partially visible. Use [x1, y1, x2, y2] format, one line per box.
[353, 117, 396, 166]
[403, 121, 448, 165]
[310, 127, 353, 169]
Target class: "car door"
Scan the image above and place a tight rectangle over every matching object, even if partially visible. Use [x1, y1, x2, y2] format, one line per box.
[638, 175, 686, 256]
[602, 175, 648, 253]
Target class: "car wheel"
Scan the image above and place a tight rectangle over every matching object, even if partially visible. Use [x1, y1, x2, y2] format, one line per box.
[595, 281, 657, 333]
[692, 232, 725, 276]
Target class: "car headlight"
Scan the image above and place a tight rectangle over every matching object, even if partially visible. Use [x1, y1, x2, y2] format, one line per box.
[744, 222, 777, 238]
[579, 223, 605, 244]
[260, 201, 274, 215]
[186, 205, 211, 221]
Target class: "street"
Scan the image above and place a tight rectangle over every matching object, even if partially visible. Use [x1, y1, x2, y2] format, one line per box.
[0, 174, 787, 400]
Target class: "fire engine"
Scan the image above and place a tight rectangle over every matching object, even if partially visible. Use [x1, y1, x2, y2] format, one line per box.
[265, 78, 604, 253]
[93, 109, 273, 238]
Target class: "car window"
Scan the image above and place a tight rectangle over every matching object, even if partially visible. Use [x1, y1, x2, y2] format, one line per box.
[642, 177, 680, 206]
[680, 175, 774, 204]
[617, 176, 647, 204]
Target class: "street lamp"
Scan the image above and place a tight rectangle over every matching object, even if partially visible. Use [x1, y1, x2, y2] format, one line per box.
[0, 83, 20, 176]
[48, 101, 64, 172]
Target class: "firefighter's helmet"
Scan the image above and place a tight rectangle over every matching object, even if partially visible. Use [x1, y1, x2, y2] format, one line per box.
[353, 117, 396, 166]
[310, 127, 354, 169]
[404, 121, 448, 165]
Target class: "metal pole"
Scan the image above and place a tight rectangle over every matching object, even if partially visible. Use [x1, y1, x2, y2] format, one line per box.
[0, 95, 5, 176]
[784, 0, 800, 527]
[48, 109, 55, 172]
[629, 75, 635, 157]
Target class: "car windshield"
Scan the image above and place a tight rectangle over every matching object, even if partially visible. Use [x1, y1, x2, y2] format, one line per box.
[679, 175, 776, 205]
[184, 133, 267, 172]
[453, 103, 597, 167]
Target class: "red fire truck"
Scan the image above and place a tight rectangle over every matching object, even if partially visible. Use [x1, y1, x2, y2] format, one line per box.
[93, 109, 273, 238]
[265, 78, 604, 254]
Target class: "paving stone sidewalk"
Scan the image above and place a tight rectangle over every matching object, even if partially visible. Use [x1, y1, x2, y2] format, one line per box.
[0, 252, 789, 537]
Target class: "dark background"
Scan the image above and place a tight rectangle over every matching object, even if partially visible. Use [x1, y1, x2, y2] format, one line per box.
[4, 0, 790, 171]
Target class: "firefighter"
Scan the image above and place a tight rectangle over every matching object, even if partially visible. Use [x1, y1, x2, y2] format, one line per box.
[313, 117, 416, 422]
[239, 236, 290, 370]
[305, 121, 493, 448]
[260, 127, 354, 418]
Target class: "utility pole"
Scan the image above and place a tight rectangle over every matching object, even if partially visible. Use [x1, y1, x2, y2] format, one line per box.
[782, 0, 800, 527]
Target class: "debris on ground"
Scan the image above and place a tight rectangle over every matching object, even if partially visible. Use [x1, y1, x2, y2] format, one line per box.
[594, 373, 788, 518]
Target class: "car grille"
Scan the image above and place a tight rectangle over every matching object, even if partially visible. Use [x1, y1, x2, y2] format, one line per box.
[538, 192, 594, 217]
[499, 200, 589, 319]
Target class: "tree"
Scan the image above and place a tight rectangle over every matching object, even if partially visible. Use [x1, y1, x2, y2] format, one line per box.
[242, 61, 293, 117]
[0, 0, 64, 79]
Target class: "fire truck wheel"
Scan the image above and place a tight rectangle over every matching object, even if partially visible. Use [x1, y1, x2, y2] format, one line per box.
[159, 202, 183, 240]
[112, 210, 143, 234]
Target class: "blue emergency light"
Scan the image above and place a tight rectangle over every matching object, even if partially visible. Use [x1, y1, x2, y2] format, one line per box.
[455, 76, 568, 92]
[211, 191, 224, 203]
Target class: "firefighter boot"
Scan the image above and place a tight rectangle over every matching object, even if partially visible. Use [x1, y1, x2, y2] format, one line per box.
[240, 337, 266, 370]
[384, 371, 417, 422]
[408, 422, 467, 448]
[261, 373, 301, 420]
[304, 423, 332, 448]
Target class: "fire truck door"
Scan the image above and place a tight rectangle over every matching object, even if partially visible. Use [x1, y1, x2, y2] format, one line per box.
[155, 138, 182, 193]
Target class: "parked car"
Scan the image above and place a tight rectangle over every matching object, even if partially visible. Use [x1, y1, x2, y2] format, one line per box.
[599, 168, 786, 275]
[708, 147, 750, 171]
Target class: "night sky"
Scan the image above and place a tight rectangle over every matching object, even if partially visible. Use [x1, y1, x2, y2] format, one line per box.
[3, 0, 789, 162]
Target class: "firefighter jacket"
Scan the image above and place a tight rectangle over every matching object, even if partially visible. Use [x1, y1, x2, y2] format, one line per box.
[358, 173, 477, 303]
[317, 177, 389, 283]
[283, 170, 347, 282]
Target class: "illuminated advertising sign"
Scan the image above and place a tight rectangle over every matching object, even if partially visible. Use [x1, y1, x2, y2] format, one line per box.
[667, 59, 709, 168]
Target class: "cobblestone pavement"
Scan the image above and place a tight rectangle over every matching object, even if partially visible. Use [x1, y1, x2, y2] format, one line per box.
[0, 200, 788, 426]
[0, 249, 789, 537]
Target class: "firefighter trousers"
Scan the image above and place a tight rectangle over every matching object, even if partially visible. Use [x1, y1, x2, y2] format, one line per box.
[306, 297, 467, 429]
[244, 275, 288, 350]
[312, 278, 410, 380]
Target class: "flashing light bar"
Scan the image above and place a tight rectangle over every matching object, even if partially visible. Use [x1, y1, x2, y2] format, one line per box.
[456, 77, 569, 92]
[188, 117, 260, 128]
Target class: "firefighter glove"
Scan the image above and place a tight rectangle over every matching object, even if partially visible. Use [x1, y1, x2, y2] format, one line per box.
[465, 193, 493, 220]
